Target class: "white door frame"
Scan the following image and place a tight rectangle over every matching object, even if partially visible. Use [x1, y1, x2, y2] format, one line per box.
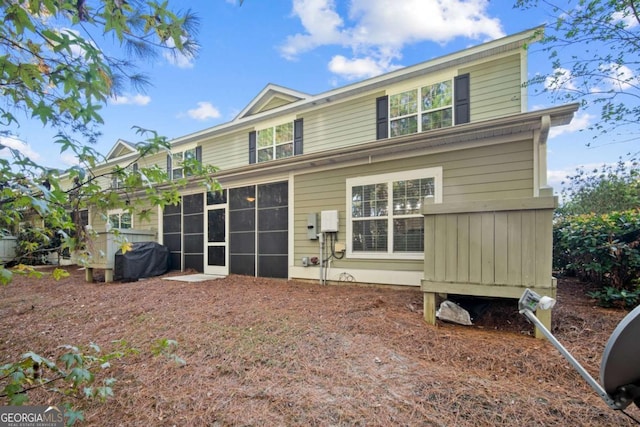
[204, 192, 228, 275]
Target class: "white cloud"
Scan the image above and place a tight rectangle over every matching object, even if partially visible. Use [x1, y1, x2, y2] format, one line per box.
[163, 37, 195, 69]
[280, 0, 504, 79]
[328, 55, 389, 80]
[59, 152, 81, 167]
[185, 102, 221, 121]
[600, 63, 637, 91]
[109, 93, 151, 106]
[549, 111, 593, 138]
[545, 67, 577, 92]
[0, 136, 41, 162]
[612, 9, 639, 29]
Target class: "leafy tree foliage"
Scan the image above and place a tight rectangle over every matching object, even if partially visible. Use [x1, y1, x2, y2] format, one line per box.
[516, 0, 640, 142]
[553, 160, 640, 307]
[0, 1, 219, 283]
[558, 158, 640, 216]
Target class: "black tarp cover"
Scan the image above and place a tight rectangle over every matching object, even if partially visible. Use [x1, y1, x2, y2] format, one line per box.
[113, 241, 169, 281]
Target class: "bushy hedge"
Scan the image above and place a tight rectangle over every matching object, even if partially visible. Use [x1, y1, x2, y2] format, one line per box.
[553, 209, 640, 307]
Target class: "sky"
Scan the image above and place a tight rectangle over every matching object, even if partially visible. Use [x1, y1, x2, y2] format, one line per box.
[2, 0, 638, 194]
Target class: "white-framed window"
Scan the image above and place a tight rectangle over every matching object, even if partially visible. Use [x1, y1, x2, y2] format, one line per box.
[346, 167, 442, 260]
[257, 122, 294, 162]
[107, 209, 132, 230]
[172, 148, 197, 180]
[389, 79, 453, 137]
[111, 163, 137, 189]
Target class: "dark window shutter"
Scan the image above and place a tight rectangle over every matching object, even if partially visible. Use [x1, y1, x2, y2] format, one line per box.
[195, 146, 202, 163]
[294, 118, 303, 155]
[166, 154, 172, 177]
[249, 131, 256, 164]
[454, 73, 470, 125]
[376, 95, 389, 139]
[132, 162, 138, 173]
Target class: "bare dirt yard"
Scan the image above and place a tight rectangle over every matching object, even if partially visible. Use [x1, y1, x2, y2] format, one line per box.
[1, 266, 638, 426]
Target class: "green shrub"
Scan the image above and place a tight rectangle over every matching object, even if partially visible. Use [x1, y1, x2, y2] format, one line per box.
[14, 225, 61, 265]
[587, 285, 640, 309]
[553, 209, 640, 291]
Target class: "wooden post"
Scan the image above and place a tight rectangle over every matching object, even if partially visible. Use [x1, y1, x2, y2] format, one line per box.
[535, 308, 552, 340]
[85, 267, 93, 283]
[423, 292, 437, 325]
[104, 269, 113, 283]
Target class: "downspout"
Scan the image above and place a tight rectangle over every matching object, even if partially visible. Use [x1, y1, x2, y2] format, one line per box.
[533, 114, 551, 197]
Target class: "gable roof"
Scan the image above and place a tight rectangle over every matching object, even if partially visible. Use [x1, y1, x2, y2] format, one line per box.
[234, 84, 310, 120]
[170, 26, 543, 149]
[105, 139, 137, 161]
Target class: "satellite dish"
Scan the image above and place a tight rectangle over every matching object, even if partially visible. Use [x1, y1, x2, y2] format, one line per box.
[519, 289, 640, 412]
[600, 304, 640, 409]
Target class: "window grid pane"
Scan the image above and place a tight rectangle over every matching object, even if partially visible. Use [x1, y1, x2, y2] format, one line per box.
[258, 147, 273, 162]
[393, 217, 424, 252]
[390, 116, 418, 137]
[275, 123, 293, 143]
[389, 89, 418, 118]
[257, 128, 273, 148]
[108, 214, 119, 229]
[393, 178, 434, 215]
[275, 143, 293, 159]
[184, 148, 197, 160]
[422, 109, 452, 131]
[352, 219, 388, 252]
[121, 213, 132, 229]
[421, 81, 452, 111]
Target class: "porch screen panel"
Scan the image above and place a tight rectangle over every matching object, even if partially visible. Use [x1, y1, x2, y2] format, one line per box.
[257, 182, 288, 278]
[183, 193, 204, 272]
[229, 186, 256, 276]
[163, 202, 182, 270]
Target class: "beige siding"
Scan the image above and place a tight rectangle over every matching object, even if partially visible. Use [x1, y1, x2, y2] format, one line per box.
[199, 130, 248, 171]
[260, 97, 291, 112]
[302, 92, 380, 154]
[461, 54, 522, 122]
[293, 138, 534, 274]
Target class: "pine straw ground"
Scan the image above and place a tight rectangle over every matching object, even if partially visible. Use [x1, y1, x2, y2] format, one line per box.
[1, 266, 638, 426]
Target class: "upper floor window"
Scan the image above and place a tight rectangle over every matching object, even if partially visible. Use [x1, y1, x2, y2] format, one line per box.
[167, 147, 201, 180]
[346, 167, 442, 260]
[257, 122, 294, 162]
[389, 80, 452, 137]
[111, 163, 137, 189]
[249, 119, 303, 164]
[377, 74, 469, 140]
[172, 148, 197, 179]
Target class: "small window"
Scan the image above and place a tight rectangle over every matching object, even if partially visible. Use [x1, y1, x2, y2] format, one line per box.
[107, 210, 132, 230]
[257, 122, 294, 163]
[347, 167, 442, 259]
[111, 163, 137, 189]
[171, 148, 197, 179]
[389, 79, 453, 137]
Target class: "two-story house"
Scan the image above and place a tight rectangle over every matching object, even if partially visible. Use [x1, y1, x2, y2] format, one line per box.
[88, 27, 579, 334]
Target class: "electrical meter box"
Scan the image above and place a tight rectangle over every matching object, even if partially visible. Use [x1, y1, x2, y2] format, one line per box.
[307, 213, 318, 240]
[320, 210, 339, 232]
